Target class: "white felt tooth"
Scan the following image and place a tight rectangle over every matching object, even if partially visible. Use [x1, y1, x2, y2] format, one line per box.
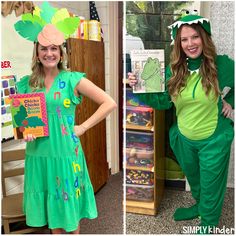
[189, 69, 199, 74]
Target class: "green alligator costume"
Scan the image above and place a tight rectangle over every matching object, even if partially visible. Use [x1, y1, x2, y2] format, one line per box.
[135, 14, 234, 231]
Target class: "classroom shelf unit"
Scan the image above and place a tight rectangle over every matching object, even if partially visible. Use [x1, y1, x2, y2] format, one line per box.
[125, 88, 165, 215]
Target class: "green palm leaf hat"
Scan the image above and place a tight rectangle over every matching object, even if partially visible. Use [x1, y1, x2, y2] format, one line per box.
[168, 11, 211, 45]
[14, 1, 80, 46]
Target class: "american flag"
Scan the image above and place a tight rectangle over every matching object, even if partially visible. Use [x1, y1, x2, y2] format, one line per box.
[89, 1, 103, 39]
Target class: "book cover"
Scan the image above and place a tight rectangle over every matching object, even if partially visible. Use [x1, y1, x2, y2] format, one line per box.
[9, 92, 49, 139]
[130, 49, 165, 93]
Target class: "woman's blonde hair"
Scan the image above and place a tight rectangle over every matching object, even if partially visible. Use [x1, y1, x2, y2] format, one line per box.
[30, 42, 67, 90]
[167, 24, 221, 99]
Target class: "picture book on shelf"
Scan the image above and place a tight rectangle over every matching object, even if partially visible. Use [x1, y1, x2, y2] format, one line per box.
[9, 92, 49, 139]
[130, 49, 165, 93]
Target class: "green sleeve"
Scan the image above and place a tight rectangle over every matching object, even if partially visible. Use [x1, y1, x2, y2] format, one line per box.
[216, 55, 234, 108]
[68, 71, 86, 105]
[16, 75, 30, 94]
[133, 65, 173, 110]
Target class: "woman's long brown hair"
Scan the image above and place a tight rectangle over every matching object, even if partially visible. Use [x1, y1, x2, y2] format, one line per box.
[167, 24, 221, 99]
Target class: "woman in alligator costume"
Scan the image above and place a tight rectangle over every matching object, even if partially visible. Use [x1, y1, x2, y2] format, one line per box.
[128, 14, 234, 232]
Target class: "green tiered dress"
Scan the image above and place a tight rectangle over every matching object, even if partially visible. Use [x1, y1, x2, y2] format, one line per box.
[16, 70, 98, 232]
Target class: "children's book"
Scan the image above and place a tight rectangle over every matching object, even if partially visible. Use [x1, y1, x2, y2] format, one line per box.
[130, 49, 165, 93]
[9, 92, 49, 139]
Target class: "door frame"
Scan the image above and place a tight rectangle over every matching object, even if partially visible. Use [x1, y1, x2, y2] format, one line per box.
[108, 2, 120, 174]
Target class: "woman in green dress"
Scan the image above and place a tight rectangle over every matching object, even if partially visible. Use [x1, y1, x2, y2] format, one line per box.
[14, 3, 117, 234]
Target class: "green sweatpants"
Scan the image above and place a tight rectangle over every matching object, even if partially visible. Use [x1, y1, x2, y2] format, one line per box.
[169, 116, 234, 226]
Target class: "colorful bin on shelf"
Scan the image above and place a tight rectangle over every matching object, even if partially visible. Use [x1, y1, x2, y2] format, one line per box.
[126, 130, 153, 151]
[126, 169, 154, 185]
[126, 105, 153, 128]
[126, 184, 154, 202]
[126, 148, 154, 168]
[126, 88, 148, 107]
